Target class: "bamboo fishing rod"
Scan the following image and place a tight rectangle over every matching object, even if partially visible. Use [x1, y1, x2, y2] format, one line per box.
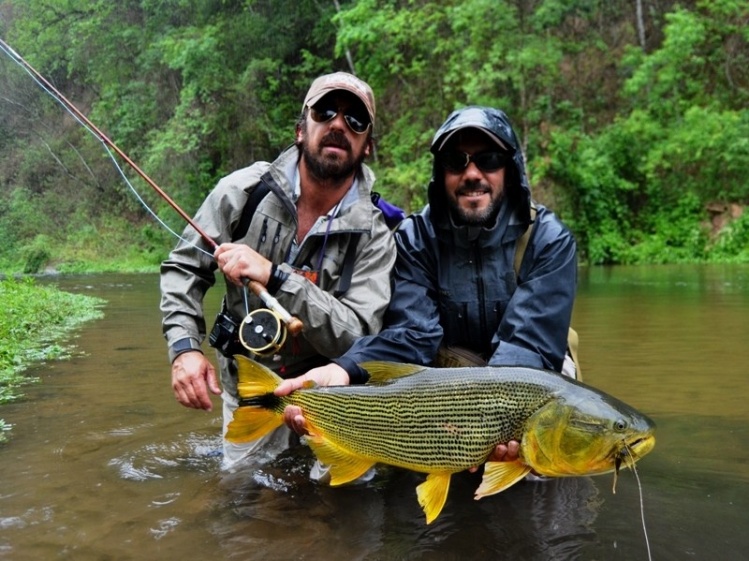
[0, 37, 303, 335]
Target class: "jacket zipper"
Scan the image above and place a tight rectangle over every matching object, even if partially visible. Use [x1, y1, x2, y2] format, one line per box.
[474, 242, 488, 339]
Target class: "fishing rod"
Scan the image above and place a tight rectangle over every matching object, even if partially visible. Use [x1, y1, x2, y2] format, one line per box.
[0, 37, 304, 340]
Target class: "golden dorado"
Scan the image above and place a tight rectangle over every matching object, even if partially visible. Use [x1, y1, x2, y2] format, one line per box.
[227, 356, 656, 524]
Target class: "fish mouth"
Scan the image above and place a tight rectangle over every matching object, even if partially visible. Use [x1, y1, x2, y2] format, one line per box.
[615, 434, 656, 471]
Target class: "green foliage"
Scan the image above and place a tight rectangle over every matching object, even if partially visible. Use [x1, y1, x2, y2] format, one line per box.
[537, 126, 638, 264]
[709, 211, 749, 262]
[0, 277, 105, 413]
[1, 0, 749, 270]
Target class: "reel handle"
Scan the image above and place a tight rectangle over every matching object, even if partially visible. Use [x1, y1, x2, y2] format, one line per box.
[245, 279, 304, 336]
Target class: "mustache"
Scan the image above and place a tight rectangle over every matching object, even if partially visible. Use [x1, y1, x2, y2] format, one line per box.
[320, 130, 352, 152]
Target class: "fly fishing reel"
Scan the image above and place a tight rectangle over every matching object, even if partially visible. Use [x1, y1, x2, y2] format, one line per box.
[238, 308, 288, 357]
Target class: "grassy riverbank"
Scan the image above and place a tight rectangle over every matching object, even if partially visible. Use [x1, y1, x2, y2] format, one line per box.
[0, 277, 106, 442]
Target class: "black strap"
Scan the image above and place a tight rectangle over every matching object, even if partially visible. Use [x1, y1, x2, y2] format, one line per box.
[334, 232, 362, 298]
[231, 180, 271, 242]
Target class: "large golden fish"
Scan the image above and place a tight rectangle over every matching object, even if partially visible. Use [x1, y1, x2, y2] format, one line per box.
[227, 356, 656, 523]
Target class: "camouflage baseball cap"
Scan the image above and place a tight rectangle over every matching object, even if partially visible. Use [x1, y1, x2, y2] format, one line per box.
[302, 72, 376, 127]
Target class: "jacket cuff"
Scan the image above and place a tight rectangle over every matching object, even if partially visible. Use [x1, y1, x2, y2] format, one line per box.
[489, 342, 544, 370]
[266, 263, 290, 295]
[333, 356, 370, 385]
[169, 337, 203, 363]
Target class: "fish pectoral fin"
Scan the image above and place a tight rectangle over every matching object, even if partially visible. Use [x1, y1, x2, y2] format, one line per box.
[416, 472, 452, 525]
[305, 430, 374, 486]
[474, 461, 531, 500]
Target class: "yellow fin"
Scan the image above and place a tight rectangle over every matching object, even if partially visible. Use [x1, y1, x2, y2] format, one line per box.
[358, 361, 427, 384]
[416, 472, 452, 524]
[234, 355, 283, 398]
[226, 405, 282, 444]
[226, 355, 284, 444]
[474, 461, 532, 500]
[305, 424, 375, 486]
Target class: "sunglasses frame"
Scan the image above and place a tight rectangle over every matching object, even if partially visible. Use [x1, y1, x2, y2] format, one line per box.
[439, 150, 511, 174]
[309, 103, 371, 135]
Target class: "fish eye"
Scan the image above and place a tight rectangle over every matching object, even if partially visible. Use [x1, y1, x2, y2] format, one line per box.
[614, 419, 628, 431]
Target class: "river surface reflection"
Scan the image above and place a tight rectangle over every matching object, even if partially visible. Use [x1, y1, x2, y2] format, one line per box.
[1, 265, 747, 560]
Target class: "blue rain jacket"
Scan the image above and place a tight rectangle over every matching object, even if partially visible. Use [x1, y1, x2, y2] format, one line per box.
[337, 107, 577, 379]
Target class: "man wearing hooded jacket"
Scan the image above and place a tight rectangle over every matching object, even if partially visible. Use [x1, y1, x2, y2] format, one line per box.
[278, 106, 578, 463]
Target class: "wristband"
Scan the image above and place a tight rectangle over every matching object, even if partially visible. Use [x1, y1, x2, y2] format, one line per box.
[170, 338, 203, 362]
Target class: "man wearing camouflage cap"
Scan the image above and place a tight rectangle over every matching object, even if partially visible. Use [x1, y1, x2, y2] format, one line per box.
[160, 72, 396, 470]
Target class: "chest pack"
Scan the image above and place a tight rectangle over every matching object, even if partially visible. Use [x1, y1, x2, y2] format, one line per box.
[231, 180, 404, 297]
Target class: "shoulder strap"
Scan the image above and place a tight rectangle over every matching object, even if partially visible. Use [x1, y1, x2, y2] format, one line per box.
[513, 204, 581, 379]
[231, 180, 271, 242]
[513, 205, 537, 278]
[334, 232, 362, 298]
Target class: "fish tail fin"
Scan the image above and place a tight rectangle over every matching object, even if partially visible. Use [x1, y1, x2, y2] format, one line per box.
[226, 356, 285, 444]
[235, 355, 283, 398]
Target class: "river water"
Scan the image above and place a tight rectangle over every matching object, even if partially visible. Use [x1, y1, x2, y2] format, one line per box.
[1, 265, 747, 561]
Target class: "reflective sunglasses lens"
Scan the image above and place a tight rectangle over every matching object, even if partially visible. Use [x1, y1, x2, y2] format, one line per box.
[310, 106, 337, 123]
[440, 151, 509, 173]
[310, 104, 370, 134]
[474, 152, 508, 172]
[344, 113, 369, 134]
[440, 152, 468, 172]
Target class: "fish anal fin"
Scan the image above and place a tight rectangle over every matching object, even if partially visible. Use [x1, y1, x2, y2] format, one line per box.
[416, 472, 452, 524]
[474, 461, 531, 500]
[359, 361, 427, 384]
[305, 426, 374, 486]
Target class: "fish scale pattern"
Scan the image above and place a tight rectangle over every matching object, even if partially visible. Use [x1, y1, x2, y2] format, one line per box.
[289, 367, 558, 471]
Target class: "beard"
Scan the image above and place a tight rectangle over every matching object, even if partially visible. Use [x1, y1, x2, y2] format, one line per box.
[301, 130, 365, 183]
[447, 180, 503, 226]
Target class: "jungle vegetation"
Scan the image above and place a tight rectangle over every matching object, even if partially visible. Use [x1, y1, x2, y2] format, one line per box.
[0, 0, 748, 273]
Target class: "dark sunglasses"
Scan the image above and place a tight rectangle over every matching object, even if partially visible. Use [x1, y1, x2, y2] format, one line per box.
[439, 150, 511, 173]
[309, 102, 371, 135]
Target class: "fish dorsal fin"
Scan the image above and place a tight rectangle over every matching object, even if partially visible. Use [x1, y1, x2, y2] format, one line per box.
[416, 472, 452, 524]
[474, 461, 532, 500]
[359, 361, 427, 385]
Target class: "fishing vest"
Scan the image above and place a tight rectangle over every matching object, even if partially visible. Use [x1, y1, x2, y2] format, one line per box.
[231, 179, 404, 298]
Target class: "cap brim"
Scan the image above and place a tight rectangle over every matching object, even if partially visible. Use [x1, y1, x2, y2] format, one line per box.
[437, 127, 509, 152]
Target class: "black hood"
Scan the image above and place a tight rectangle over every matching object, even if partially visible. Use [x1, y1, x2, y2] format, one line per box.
[427, 106, 532, 231]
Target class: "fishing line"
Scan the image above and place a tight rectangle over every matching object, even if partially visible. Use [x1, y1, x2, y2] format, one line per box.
[0, 40, 213, 259]
[624, 442, 653, 561]
[630, 462, 653, 561]
[0, 37, 304, 336]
